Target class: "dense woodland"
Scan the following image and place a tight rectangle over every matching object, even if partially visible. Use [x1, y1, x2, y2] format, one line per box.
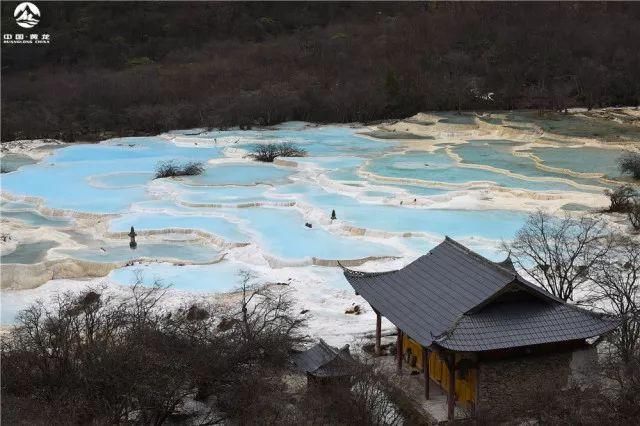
[2, 2, 640, 141]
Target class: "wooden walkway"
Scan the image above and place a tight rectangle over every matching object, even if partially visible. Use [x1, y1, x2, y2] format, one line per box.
[375, 356, 471, 424]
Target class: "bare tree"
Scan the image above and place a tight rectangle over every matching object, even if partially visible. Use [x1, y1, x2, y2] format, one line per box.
[629, 201, 640, 231]
[590, 236, 640, 363]
[504, 211, 614, 301]
[292, 358, 405, 425]
[605, 185, 637, 213]
[234, 270, 307, 354]
[154, 160, 205, 179]
[2, 278, 243, 424]
[250, 143, 307, 162]
[350, 363, 404, 426]
[619, 152, 640, 180]
[3, 270, 409, 425]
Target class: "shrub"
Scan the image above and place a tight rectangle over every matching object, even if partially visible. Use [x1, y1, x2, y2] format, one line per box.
[251, 143, 307, 162]
[605, 185, 637, 212]
[154, 160, 204, 178]
[1, 275, 307, 424]
[629, 201, 640, 231]
[619, 152, 640, 179]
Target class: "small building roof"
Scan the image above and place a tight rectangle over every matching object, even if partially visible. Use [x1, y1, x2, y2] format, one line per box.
[343, 237, 617, 351]
[292, 339, 355, 377]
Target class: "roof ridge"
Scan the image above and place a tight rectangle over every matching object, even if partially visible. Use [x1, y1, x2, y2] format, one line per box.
[564, 302, 619, 322]
[441, 236, 516, 278]
[317, 338, 341, 355]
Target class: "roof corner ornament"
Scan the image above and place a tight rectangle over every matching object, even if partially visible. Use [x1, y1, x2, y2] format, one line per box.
[337, 261, 367, 277]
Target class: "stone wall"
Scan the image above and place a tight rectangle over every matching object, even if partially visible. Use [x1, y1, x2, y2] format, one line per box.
[476, 346, 596, 420]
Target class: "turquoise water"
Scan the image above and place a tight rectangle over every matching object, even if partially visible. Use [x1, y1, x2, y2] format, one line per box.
[294, 156, 367, 170]
[109, 213, 247, 243]
[454, 140, 609, 190]
[4, 122, 633, 326]
[369, 181, 447, 197]
[109, 261, 255, 292]
[177, 184, 278, 205]
[302, 188, 526, 240]
[530, 146, 625, 177]
[328, 167, 365, 181]
[0, 137, 223, 213]
[0, 123, 619, 274]
[59, 242, 221, 263]
[233, 207, 399, 260]
[182, 163, 292, 186]
[90, 172, 154, 188]
[367, 150, 590, 191]
[0, 200, 36, 209]
[1, 154, 37, 173]
[1, 241, 59, 264]
[3, 123, 635, 330]
[1, 209, 72, 227]
[270, 182, 319, 196]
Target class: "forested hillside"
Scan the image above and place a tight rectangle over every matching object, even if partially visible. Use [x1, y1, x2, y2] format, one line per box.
[2, 2, 639, 141]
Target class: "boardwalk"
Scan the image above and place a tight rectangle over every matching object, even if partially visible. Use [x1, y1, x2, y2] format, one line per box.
[375, 356, 470, 424]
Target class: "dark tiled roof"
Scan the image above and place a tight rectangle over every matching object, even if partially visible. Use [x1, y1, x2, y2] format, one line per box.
[343, 237, 617, 351]
[292, 339, 355, 377]
[496, 255, 517, 272]
[435, 301, 618, 351]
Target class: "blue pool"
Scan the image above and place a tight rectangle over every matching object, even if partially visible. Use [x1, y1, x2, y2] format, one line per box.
[1, 121, 632, 312]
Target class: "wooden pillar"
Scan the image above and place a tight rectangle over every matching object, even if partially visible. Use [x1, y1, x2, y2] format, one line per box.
[447, 352, 456, 421]
[374, 310, 382, 356]
[396, 328, 403, 372]
[422, 346, 430, 400]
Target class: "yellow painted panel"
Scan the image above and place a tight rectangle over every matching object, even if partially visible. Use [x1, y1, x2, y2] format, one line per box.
[402, 334, 424, 369]
[401, 340, 476, 404]
[429, 346, 477, 402]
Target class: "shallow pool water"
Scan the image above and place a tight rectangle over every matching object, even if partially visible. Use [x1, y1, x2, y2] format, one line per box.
[109, 212, 247, 243]
[233, 207, 399, 260]
[182, 163, 292, 186]
[302, 188, 527, 240]
[1, 241, 59, 264]
[109, 261, 255, 292]
[455, 140, 607, 189]
[1, 154, 37, 173]
[58, 242, 221, 263]
[1, 209, 72, 227]
[367, 150, 591, 191]
[530, 146, 625, 177]
[90, 172, 154, 188]
[3, 120, 637, 326]
[177, 184, 278, 205]
[375, 182, 447, 197]
[1, 122, 628, 290]
[0, 200, 36, 210]
[0, 137, 224, 213]
[328, 167, 365, 182]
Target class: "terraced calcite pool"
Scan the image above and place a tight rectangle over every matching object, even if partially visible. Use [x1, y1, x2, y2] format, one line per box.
[1, 110, 638, 326]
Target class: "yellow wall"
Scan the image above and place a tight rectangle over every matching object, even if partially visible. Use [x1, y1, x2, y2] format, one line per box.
[402, 334, 476, 404]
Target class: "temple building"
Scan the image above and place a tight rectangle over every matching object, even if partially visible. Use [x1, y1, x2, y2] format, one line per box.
[342, 237, 617, 420]
[292, 339, 356, 387]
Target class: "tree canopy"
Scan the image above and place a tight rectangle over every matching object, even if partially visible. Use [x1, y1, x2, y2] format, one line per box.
[2, 2, 639, 141]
